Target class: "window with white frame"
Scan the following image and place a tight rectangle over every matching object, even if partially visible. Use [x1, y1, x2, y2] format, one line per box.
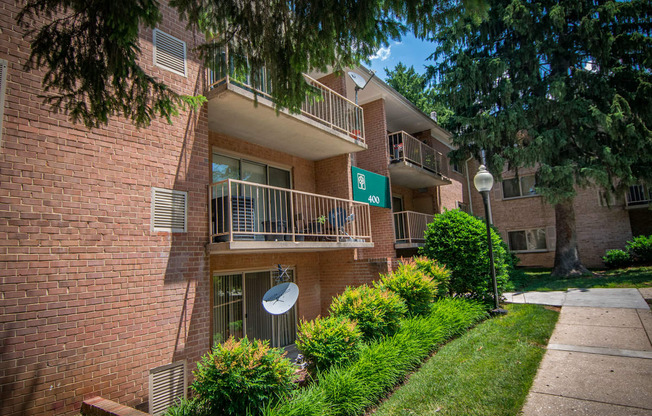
[502, 175, 537, 199]
[508, 228, 547, 252]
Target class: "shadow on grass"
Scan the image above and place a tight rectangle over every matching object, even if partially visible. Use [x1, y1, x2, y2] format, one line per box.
[511, 266, 652, 292]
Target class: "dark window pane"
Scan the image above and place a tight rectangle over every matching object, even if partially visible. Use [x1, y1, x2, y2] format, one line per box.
[502, 178, 521, 198]
[508, 231, 527, 251]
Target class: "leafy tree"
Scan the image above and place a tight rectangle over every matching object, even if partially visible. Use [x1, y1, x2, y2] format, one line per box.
[385, 62, 453, 125]
[429, 0, 652, 276]
[17, 0, 484, 128]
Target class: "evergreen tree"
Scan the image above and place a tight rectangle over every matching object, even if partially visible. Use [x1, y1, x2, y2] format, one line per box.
[384, 62, 452, 125]
[16, 0, 481, 128]
[429, 0, 652, 276]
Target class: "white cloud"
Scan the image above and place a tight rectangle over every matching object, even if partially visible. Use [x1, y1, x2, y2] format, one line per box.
[370, 46, 391, 61]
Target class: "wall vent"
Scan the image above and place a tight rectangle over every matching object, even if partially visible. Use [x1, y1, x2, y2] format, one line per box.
[151, 187, 187, 232]
[149, 361, 187, 416]
[0, 59, 7, 139]
[153, 29, 187, 76]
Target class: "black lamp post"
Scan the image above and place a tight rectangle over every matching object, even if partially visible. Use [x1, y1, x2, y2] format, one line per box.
[474, 165, 508, 315]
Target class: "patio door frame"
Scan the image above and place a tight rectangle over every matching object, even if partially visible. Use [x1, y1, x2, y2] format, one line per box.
[211, 266, 298, 348]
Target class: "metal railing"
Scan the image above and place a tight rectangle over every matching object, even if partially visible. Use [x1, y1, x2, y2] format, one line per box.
[206, 48, 365, 142]
[209, 179, 372, 244]
[393, 211, 434, 244]
[388, 131, 448, 176]
[626, 184, 651, 207]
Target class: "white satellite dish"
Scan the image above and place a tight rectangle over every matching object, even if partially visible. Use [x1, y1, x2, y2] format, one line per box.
[348, 71, 368, 90]
[262, 282, 299, 315]
[347, 71, 376, 105]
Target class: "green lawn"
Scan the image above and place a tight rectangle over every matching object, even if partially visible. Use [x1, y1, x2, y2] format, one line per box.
[370, 304, 558, 416]
[510, 266, 652, 292]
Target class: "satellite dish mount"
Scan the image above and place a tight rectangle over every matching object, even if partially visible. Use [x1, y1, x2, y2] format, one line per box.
[348, 70, 376, 105]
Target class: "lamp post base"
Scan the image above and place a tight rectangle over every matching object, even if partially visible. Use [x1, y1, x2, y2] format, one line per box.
[490, 308, 508, 316]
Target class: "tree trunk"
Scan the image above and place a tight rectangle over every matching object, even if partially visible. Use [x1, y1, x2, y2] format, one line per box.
[551, 199, 591, 277]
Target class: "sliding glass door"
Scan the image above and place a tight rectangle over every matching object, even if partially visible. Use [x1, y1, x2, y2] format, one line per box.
[212, 269, 297, 348]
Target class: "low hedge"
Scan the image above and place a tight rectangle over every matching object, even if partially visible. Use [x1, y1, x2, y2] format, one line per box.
[264, 298, 488, 416]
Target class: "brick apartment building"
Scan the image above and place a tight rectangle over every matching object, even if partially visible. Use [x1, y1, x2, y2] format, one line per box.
[0, 4, 466, 415]
[466, 162, 652, 268]
[1, 3, 649, 415]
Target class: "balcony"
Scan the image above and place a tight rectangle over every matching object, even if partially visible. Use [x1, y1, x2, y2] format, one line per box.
[394, 211, 434, 249]
[388, 131, 451, 188]
[205, 51, 366, 161]
[626, 184, 651, 209]
[208, 179, 374, 254]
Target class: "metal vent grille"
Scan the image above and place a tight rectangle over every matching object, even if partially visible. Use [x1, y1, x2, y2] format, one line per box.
[149, 361, 187, 416]
[151, 187, 187, 232]
[153, 29, 187, 76]
[0, 59, 7, 138]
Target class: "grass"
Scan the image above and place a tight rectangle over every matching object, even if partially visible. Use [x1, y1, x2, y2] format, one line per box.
[510, 266, 652, 292]
[370, 304, 558, 416]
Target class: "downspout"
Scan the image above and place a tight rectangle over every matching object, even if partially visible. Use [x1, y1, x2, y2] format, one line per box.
[465, 156, 474, 216]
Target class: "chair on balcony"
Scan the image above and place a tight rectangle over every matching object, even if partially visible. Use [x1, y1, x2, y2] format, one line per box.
[327, 207, 357, 242]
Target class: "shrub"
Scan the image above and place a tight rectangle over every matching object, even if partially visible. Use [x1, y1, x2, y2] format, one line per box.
[626, 235, 652, 264]
[413, 256, 451, 298]
[330, 285, 407, 341]
[164, 397, 210, 416]
[296, 316, 363, 374]
[376, 258, 440, 316]
[265, 298, 488, 416]
[191, 337, 296, 415]
[419, 209, 511, 303]
[602, 249, 632, 269]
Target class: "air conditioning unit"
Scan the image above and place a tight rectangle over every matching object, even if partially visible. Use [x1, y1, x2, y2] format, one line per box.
[212, 196, 257, 242]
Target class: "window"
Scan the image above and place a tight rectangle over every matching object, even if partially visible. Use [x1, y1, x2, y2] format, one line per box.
[456, 201, 469, 213]
[212, 152, 291, 188]
[508, 228, 547, 252]
[450, 161, 464, 174]
[502, 175, 537, 199]
[151, 187, 187, 232]
[153, 29, 187, 76]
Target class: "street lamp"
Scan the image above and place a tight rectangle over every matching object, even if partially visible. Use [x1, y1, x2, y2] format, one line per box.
[474, 165, 508, 315]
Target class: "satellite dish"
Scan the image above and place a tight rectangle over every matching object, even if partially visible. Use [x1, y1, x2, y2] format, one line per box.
[348, 71, 368, 90]
[262, 282, 299, 315]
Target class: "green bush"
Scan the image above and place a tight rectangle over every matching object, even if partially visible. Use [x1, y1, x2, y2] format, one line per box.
[602, 249, 632, 269]
[376, 258, 440, 316]
[191, 337, 296, 415]
[413, 256, 451, 298]
[296, 316, 363, 374]
[164, 397, 210, 416]
[330, 285, 407, 341]
[626, 235, 652, 264]
[264, 298, 488, 416]
[419, 209, 512, 303]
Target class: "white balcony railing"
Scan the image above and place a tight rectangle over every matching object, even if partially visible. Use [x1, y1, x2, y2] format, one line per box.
[209, 179, 372, 244]
[626, 184, 651, 207]
[206, 49, 365, 142]
[388, 131, 448, 176]
[393, 211, 434, 245]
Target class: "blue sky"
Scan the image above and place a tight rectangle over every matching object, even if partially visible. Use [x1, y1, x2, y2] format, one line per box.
[366, 33, 435, 81]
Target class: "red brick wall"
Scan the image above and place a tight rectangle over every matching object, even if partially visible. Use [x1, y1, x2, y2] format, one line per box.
[469, 161, 635, 268]
[1, 5, 210, 415]
[354, 99, 395, 260]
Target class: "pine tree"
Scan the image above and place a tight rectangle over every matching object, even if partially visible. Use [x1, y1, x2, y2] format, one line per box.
[429, 0, 652, 276]
[17, 0, 478, 128]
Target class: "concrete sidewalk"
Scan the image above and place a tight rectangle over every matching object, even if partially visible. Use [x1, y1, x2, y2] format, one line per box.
[506, 288, 652, 415]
